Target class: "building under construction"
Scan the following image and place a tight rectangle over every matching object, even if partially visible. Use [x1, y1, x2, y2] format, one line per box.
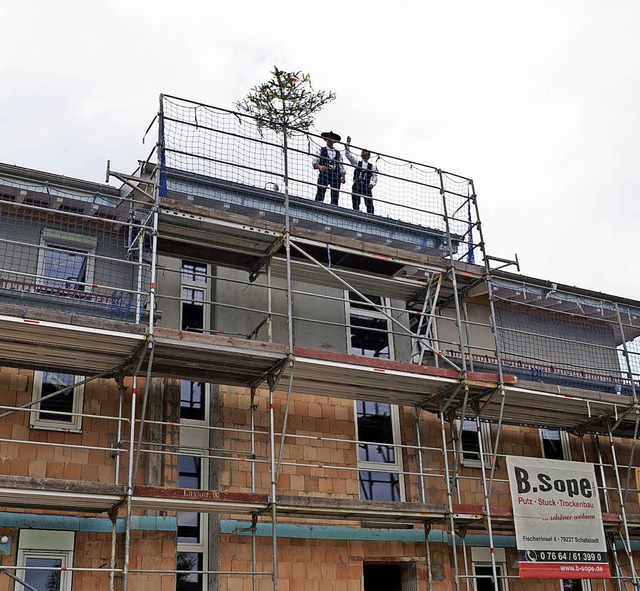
[0, 94, 639, 591]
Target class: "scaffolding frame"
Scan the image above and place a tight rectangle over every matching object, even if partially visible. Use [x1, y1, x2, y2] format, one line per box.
[0, 97, 640, 590]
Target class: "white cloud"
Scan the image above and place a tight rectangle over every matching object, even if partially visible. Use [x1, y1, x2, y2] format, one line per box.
[1, 0, 639, 298]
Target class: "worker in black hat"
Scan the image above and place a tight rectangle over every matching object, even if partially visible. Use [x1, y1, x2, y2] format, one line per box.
[313, 131, 346, 205]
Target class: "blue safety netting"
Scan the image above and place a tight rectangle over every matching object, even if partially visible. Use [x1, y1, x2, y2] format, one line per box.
[0, 176, 152, 322]
[490, 278, 640, 396]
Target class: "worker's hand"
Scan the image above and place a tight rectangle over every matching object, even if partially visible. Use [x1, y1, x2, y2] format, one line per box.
[341, 175, 346, 184]
[369, 184, 374, 190]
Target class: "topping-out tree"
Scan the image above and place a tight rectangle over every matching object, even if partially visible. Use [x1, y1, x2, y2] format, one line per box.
[235, 66, 336, 210]
[235, 66, 335, 136]
[235, 67, 335, 348]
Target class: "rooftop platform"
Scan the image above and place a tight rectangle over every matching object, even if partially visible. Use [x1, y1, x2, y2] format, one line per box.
[163, 170, 459, 257]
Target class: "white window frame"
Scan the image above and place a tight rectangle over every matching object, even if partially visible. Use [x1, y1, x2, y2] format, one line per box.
[180, 260, 210, 333]
[180, 380, 210, 425]
[345, 290, 395, 360]
[178, 400, 210, 591]
[346, 292, 404, 501]
[177, 451, 209, 546]
[16, 530, 74, 591]
[30, 371, 84, 432]
[560, 580, 592, 591]
[471, 547, 508, 591]
[36, 229, 96, 294]
[540, 428, 572, 461]
[457, 419, 493, 468]
[355, 401, 406, 501]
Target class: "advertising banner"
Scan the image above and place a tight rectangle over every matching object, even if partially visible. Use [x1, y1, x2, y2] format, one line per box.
[506, 456, 610, 579]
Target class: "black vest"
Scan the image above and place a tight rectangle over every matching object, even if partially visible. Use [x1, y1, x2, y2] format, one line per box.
[354, 160, 373, 184]
[320, 147, 340, 173]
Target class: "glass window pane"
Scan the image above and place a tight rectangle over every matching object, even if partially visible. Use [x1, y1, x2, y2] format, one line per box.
[42, 246, 87, 290]
[178, 456, 201, 489]
[356, 401, 395, 463]
[563, 581, 586, 591]
[350, 316, 390, 358]
[182, 288, 205, 331]
[39, 372, 75, 422]
[541, 428, 560, 440]
[358, 471, 401, 501]
[181, 262, 207, 283]
[177, 552, 203, 591]
[180, 381, 205, 421]
[24, 557, 63, 591]
[177, 512, 201, 544]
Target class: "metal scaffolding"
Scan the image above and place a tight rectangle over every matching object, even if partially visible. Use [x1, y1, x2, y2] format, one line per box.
[0, 95, 639, 590]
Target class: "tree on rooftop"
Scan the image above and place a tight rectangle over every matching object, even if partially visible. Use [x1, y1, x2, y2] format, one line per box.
[235, 66, 336, 135]
[235, 66, 334, 350]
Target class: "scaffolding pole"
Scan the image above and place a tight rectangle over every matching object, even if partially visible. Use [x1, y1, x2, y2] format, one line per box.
[439, 407, 461, 591]
[608, 425, 640, 589]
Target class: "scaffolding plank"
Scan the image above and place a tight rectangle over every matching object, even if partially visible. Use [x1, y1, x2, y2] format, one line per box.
[277, 495, 447, 523]
[281, 348, 515, 406]
[481, 384, 640, 434]
[0, 314, 145, 374]
[149, 328, 287, 385]
[0, 475, 122, 513]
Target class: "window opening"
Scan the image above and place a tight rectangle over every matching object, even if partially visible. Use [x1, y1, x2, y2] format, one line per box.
[176, 453, 207, 590]
[471, 548, 507, 591]
[561, 580, 591, 591]
[177, 552, 204, 591]
[348, 291, 404, 501]
[349, 291, 391, 358]
[30, 371, 83, 431]
[36, 229, 96, 296]
[182, 288, 205, 331]
[41, 245, 88, 291]
[16, 530, 74, 591]
[461, 420, 480, 463]
[181, 261, 208, 332]
[459, 420, 492, 468]
[541, 428, 571, 461]
[473, 564, 505, 591]
[178, 455, 202, 544]
[180, 381, 206, 422]
[176, 405, 209, 591]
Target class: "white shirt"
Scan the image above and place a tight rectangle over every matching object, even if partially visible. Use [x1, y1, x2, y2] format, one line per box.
[344, 144, 378, 186]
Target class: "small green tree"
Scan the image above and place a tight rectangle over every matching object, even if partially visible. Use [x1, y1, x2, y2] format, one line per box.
[236, 67, 334, 350]
[235, 66, 336, 135]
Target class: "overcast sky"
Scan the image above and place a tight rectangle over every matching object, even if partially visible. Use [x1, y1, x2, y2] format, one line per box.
[1, 1, 639, 300]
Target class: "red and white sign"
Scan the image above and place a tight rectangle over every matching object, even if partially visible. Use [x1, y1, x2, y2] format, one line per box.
[506, 456, 611, 579]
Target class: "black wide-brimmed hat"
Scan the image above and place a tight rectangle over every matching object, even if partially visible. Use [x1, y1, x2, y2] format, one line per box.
[321, 131, 341, 142]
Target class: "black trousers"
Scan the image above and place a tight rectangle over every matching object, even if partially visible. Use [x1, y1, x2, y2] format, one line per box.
[315, 172, 341, 205]
[352, 181, 374, 214]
